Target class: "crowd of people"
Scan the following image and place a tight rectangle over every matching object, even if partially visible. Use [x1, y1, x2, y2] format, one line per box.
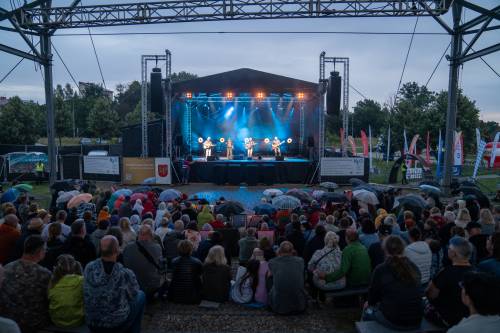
[0, 186, 500, 333]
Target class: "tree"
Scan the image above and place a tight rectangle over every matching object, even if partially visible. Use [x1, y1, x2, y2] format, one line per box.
[479, 120, 500, 142]
[115, 80, 141, 120]
[87, 98, 120, 139]
[170, 71, 198, 83]
[54, 85, 73, 144]
[352, 99, 388, 135]
[124, 102, 158, 126]
[0, 97, 39, 144]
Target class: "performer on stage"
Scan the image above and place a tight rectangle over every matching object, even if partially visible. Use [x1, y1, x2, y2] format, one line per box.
[245, 138, 256, 158]
[272, 137, 283, 157]
[226, 138, 234, 159]
[203, 137, 215, 159]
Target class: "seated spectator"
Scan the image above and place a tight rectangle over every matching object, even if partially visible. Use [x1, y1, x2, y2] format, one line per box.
[0, 214, 20, 264]
[0, 235, 51, 332]
[239, 227, 259, 265]
[359, 218, 378, 249]
[163, 220, 185, 265]
[320, 229, 371, 287]
[309, 231, 345, 301]
[336, 217, 351, 250]
[168, 240, 203, 304]
[368, 224, 392, 270]
[129, 214, 141, 233]
[259, 237, 276, 262]
[427, 238, 444, 279]
[303, 225, 326, 265]
[425, 236, 474, 328]
[324, 215, 338, 233]
[364, 235, 423, 330]
[119, 217, 136, 248]
[155, 217, 170, 242]
[82, 210, 96, 235]
[286, 221, 305, 257]
[251, 248, 269, 305]
[181, 202, 198, 222]
[91, 220, 109, 254]
[479, 208, 496, 236]
[197, 205, 214, 230]
[467, 222, 489, 263]
[154, 202, 168, 229]
[423, 218, 439, 240]
[118, 196, 133, 218]
[196, 231, 225, 263]
[202, 245, 232, 303]
[210, 214, 226, 229]
[429, 207, 445, 229]
[383, 214, 401, 236]
[41, 210, 71, 241]
[478, 232, 500, 277]
[84, 235, 145, 333]
[184, 222, 201, 251]
[448, 271, 500, 333]
[41, 222, 65, 270]
[97, 206, 110, 224]
[48, 255, 84, 328]
[455, 208, 471, 229]
[232, 259, 260, 304]
[123, 225, 164, 300]
[11, 217, 44, 262]
[268, 241, 307, 314]
[374, 208, 388, 229]
[63, 219, 97, 268]
[404, 227, 432, 285]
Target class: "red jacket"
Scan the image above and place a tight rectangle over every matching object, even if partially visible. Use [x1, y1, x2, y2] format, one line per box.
[0, 223, 21, 264]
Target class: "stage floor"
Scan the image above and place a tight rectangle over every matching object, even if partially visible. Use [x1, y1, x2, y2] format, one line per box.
[193, 157, 309, 163]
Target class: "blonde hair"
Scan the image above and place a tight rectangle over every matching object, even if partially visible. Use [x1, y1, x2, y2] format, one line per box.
[480, 208, 495, 225]
[204, 245, 227, 266]
[119, 217, 131, 231]
[324, 231, 339, 248]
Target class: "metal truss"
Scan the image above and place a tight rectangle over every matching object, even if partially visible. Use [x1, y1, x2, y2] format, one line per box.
[13, 1, 449, 30]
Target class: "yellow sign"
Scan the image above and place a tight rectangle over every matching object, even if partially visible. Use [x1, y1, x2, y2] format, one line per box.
[122, 158, 155, 185]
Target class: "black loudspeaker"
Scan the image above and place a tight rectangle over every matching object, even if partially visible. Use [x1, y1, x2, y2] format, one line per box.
[327, 71, 341, 115]
[207, 156, 216, 161]
[275, 156, 284, 161]
[150, 68, 164, 114]
[307, 136, 315, 148]
[175, 134, 183, 146]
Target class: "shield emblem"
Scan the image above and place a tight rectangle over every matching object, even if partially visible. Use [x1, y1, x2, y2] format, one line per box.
[158, 164, 169, 177]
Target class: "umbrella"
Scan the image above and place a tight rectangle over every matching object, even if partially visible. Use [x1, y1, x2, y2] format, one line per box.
[1, 188, 20, 203]
[107, 192, 121, 210]
[419, 184, 442, 196]
[13, 183, 33, 192]
[114, 188, 132, 197]
[312, 190, 325, 200]
[133, 186, 151, 193]
[263, 189, 283, 197]
[353, 184, 383, 196]
[272, 195, 301, 210]
[130, 192, 147, 203]
[320, 192, 348, 203]
[353, 189, 379, 205]
[460, 186, 490, 208]
[393, 194, 428, 210]
[114, 195, 125, 210]
[215, 201, 245, 216]
[159, 189, 182, 202]
[349, 178, 366, 187]
[419, 180, 440, 188]
[320, 182, 338, 191]
[56, 190, 80, 204]
[67, 193, 93, 209]
[253, 203, 277, 215]
[143, 177, 156, 184]
[286, 189, 313, 203]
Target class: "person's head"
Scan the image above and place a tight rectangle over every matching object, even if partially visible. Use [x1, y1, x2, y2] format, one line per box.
[97, 219, 110, 231]
[22, 235, 46, 262]
[71, 219, 86, 238]
[403, 210, 415, 221]
[339, 217, 350, 229]
[448, 236, 472, 263]
[360, 218, 376, 234]
[158, 202, 166, 211]
[451, 226, 466, 238]
[326, 215, 335, 225]
[444, 211, 456, 224]
[290, 213, 299, 223]
[204, 245, 227, 266]
[456, 208, 472, 225]
[319, 212, 326, 221]
[174, 220, 184, 232]
[383, 235, 405, 257]
[424, 218, 437, 231]
[119, 217, 131, 231]
[324, 231, 339, 249]
[142, 218, 154, 229]
[215, 214, 224, 222]
[186, 222, 198, 232]
[487, 232, 500, 260]
[378, 224, 392, 239]
[346, 229, 359, 244]
[315, 225, 326, 239]
[277, 241, 294, 256]
[37, 209, 51, 224]
[48, 222, 62, 241]
[202, 223, 213, 231]
[83, 210, 92, 221]
[383, 235, 420, 285]
[259, 237, 272, 250]
[102, 206, 109, 213]
[100, 235, 120, 260]
[56, 210, 67, 222]
[383, 214, 397, 226]
[429, 207, 441, 217]
[251, 247, 265, 261]
[106, 227, 123, 247]
[246, 227, 256, 237]
[408, 227, 422, 243]
[479, 208, 495, 225]
[177, 240, 193, 257]
[260, 222, 269, 231]
[28, 217, 44, 232]
[49, 254, 82, 289]
[138, 224, 153, 242]
[466, 222, 482, 236]
[3, 214, 19, 228]
[460, 271, 500, 315]
[181, 214, 191, 226]
[160, 217, 169, 228]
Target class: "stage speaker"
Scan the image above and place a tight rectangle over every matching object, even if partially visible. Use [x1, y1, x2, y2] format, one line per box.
[327, 71, 341, 115]
[207, 156, 216, 161]
[175, 134, 183, 146]
[275, 156, 285, 161]
[307, 136, 315, 148]
[150, 68, 164, 114]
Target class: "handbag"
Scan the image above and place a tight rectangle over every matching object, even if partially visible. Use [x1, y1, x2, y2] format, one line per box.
[136, 241, 168, 275]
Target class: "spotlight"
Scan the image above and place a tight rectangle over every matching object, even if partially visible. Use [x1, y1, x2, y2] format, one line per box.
[264, 138, 270, 144]
[198, 137, 203, 143]
[224, 106, 235, 119]
[220, 138, 225, 143]
[226, 91, 234, 100]
[287, 138, 293, 144]
[297, 92, 305, 100]
[186, 92, 193, 99]
[256, 91, 265, 99]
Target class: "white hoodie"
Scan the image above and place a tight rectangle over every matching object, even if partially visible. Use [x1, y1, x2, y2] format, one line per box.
[404, 241, 432, 284]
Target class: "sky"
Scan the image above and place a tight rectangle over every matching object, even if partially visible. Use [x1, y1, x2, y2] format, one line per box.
[0, 0, 499, 122]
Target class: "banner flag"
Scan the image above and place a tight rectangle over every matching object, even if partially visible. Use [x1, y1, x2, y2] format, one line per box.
[347, 135, 357, 156]
[408, 134, 420, 168]
[369, 126, 373, 172]
[436, 129, 443, 179]
[490, 132, 500, 168]
[403, 129, 409, 156]
[476, 128, 481, 151]
[473, 140, 486, 179]
[360, 130, 369, 157]
[386, 126, 391, 163]
[426, 131, 431, 164]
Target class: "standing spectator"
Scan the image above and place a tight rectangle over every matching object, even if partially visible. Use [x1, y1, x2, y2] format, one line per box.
[238, 228, 259, 265]
[84, 235, 145, 333]
[467, 222, 489, 263]
[368, 224, 392, 270]
[118, 196, 133, 218]
[364, 235, 423, 330]
[425, 236, 474, 328]
[0, 214, 20, 264]
[168, 240, 203, 304]
[448, 272, 500, 333]
[404, 227, 432, 285]
[181, 155, 194, 185]
[119, 217, 137, 248]
[202, 245, 232, 303]
[41, 210, 71, 241]
[63, 219, 97, 268]
[0, 235, 51, 332]
[48, 255, 84, 328]
[427, 238, 444, 280]
[231, 260, 260, 304]
[268, 241, 307, 314]
[320, 229, 371, 287]
[163, 220, 185, 265]
[123, 225, 164, 300]
[455, 209, 471, 229]
[478, 232, 500, 277]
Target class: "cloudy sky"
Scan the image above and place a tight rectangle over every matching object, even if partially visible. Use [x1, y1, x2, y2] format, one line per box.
[1, 0, 499, 122]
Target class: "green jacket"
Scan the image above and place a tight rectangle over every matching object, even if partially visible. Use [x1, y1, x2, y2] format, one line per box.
[48, 274, 84, 328]
[326, 241, 371, 286]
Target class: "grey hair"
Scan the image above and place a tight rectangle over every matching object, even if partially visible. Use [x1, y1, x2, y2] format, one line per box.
[324, 231, 339, 248]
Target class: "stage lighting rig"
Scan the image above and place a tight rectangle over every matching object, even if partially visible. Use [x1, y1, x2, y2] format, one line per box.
[185, 92, 193, 99]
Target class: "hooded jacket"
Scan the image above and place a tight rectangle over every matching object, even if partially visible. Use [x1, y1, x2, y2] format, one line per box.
[404, 241, 432, 284]
[49, 274, 84, 328]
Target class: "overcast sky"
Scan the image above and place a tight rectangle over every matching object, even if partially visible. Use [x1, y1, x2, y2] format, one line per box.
[1, 0, 499, 122]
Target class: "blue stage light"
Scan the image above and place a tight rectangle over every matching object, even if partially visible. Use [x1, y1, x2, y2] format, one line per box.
[224, 106, 234, 119]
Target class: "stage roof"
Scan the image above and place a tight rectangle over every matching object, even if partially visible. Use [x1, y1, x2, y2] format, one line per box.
[171, 68, 318, 96]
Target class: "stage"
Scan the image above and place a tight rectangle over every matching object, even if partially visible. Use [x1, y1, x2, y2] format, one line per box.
[175, 157, 315, 185]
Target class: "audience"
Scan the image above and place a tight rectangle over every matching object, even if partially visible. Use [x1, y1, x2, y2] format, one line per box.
[251, 248, 269, 305]
[168, 240, 203, 304]
[238, 228, 259, 265]
[0, 214, 20, 264]
[404, 227, 432, 285]
[163, 220, 185, 264]
[41, 210, 71, 241]
[232, 259, 260, 304]
[62, 219, 97, 268]
[202, 245, 232, 303]
[478, 232, 500, 277]
[368, 224, 391, 269]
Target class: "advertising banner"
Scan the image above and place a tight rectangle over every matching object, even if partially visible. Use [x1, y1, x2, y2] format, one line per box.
[122, 158, 155, 184]
[321, 157, 365, 176]
[83, 156, 120, 175]
[154, 158, 172, 184]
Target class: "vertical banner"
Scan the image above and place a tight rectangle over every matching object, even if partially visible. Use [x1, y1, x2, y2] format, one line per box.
[347, 135, 357, 156]
[368, 126, 373, 172]
[476, 128, 481, 151]
[155, 158, 172, 184]
[408, 134, 420, 168]
[436, 129, 443, 179]
[386, 126, 391, 163]
[490, 132, 500, 168]
[360, 130, 369, 157]
[403, 129, 409, 157]
[426, 131, 431, 164]
[453, 131, 463, 176]
[340, 128, 345, 154]
[473, 140, 486, 179]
